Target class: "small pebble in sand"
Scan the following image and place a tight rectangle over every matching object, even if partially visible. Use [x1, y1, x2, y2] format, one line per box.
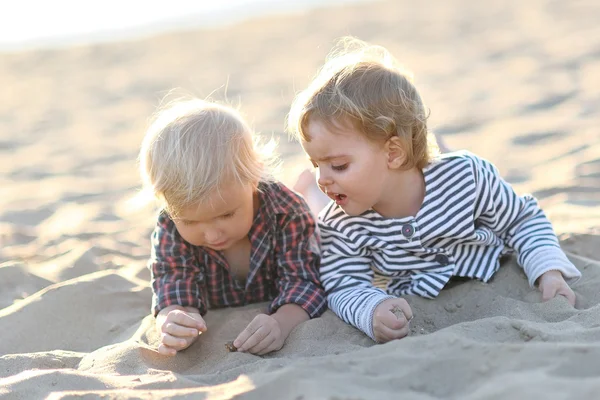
[225, 341, 238, 352]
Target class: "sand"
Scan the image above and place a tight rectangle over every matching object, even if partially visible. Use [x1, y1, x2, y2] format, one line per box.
[1, 0, 599, 398]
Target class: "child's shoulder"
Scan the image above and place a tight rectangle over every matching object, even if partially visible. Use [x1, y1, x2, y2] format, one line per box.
[433, 149, 481, 164]
[156, 209, 175, 226]
[426, 150, 503, 191]
[258, 179, 312, 217]
[152, 210, 187, 244]
[428, 150, 494, 173]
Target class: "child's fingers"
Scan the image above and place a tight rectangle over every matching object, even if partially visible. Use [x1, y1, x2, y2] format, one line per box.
[248, 334, 277, 355]
[188, 313, 208, 332]
[541, 284, 558, 302]
[380, 312, 407, 330]
[167, 310, 206, 330]
[558, 287, 576, 306]
[375, 324, 410, 343]
[381, 303, 412, 330]
[393, 299, 413, 321]
[233, 319, 261, 349]
[161, 332, 190, 350]
[236, 326, 269, 352]
[163, 322, 199, 338]
[157, 343, 177, 356]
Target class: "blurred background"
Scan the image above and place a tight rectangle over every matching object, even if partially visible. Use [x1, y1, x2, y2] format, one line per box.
[0, 0, 599, 294]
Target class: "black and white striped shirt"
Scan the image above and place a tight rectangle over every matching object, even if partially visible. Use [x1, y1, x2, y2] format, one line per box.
[318, 151, 582, 340]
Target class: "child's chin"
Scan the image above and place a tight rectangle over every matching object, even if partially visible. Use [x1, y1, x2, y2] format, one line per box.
[339, 205, 367, 217]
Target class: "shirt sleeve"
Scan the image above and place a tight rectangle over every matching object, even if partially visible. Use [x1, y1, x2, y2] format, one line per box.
[470, 154, 581, 286]
[147, 212, 207, 316]
[318, 207, 395, 340]
[269, 209, 328, 318]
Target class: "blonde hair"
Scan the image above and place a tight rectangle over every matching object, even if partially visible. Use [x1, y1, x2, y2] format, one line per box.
[287, 37, 438, 169]
[139, 99, 276, 217]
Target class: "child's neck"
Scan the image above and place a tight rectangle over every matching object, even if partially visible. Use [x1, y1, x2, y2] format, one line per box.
[373, 167, 425, 219]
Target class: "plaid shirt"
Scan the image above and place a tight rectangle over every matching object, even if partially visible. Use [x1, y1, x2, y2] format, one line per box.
[148, 180, 327, 318]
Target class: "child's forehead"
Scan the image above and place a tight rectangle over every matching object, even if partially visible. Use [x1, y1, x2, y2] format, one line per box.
[308, 115, 357, 135]
[303, 117, 368, 148]
[179, 183, 252, 220]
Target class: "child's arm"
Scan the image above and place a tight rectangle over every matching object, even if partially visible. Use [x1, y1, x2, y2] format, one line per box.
[470, 154, 581, 288]
[148, 213, 207, 355]
[269, 210, 327, 318]
[271, 303, 310, 336]
[318, 212, 396, 341]
[233, 210, 326, 355]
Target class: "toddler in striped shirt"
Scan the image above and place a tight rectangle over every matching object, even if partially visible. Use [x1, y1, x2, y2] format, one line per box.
[288, 38, 581, 343]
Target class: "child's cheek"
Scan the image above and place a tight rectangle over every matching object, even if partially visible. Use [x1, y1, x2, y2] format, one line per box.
[177, 226, 205, 247]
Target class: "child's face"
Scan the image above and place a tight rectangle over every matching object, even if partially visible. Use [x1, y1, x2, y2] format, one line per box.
[171, 182, 257, 250]
[301, 118, 391, 216]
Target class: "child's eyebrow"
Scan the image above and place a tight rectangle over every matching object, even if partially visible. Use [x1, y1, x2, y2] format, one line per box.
[217, 207, 238, 216]
[173, 206, 238, 223]
[309, 154, 347, 162]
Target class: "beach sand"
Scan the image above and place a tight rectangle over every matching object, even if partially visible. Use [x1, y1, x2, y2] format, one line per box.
[1, 0, 599, 398]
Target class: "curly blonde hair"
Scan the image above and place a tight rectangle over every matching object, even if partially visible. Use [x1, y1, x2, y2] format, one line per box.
[287, 37, 438, 169]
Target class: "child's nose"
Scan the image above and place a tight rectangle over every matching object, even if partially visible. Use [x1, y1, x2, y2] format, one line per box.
[204, 229, 222, 243]
[317, 169, 333, 187]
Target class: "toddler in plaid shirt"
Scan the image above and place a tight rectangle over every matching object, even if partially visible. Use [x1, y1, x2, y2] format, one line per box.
[139, 99, 327, 356]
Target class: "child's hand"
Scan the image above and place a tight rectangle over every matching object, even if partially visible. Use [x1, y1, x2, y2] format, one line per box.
[156, 305, 207, 356]
[538, 270, 576, 306]
[233, 314, 284, 355]
[372, 298, 413, 343]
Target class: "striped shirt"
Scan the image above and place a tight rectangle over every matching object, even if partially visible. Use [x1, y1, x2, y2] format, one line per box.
[318, 151, 582, 340]
[148, 180, 327, 319]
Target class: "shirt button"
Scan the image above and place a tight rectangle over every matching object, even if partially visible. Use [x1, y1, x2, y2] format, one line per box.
[435, 254, 450, 266]
[401, 224, 414, 238]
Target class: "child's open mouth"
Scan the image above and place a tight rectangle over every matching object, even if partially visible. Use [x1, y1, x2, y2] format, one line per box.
[328, 192, 348, 205]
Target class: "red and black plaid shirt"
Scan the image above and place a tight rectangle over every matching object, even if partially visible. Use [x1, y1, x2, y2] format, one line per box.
[148, 180, 327, 318]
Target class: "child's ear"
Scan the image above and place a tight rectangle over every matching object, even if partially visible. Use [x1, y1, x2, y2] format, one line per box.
[385, 136, 406, 169]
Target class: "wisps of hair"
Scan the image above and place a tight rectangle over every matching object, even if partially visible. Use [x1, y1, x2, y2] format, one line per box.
[138, 95, 279, 217]
[287, 37, 438, 169]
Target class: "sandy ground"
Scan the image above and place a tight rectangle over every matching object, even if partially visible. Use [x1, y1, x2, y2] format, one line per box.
[1, 0, 599, 398]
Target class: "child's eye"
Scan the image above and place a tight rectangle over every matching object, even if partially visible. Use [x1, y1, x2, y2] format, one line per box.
[310, 160, 318, 168]
[221, 212, 236, 219]
[180, 220, 196, 226]
[332, 163, 348, 171]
